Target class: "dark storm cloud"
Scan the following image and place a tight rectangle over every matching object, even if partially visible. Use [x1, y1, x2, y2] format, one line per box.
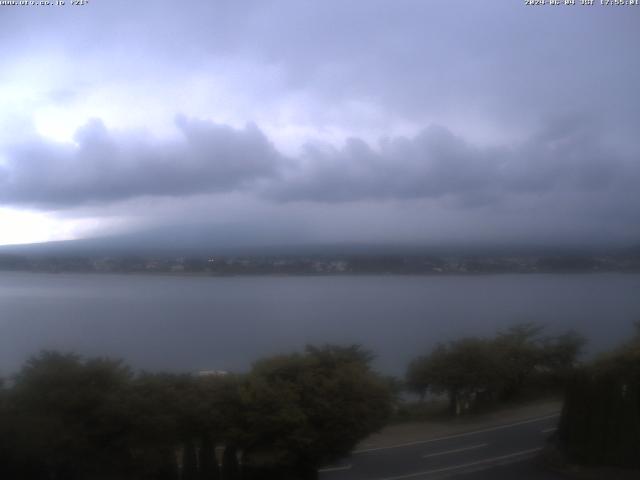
[1, 1, 639, 244]
[1, 117, 638, 220]
[268, 119, 639, 206]
[0, 118, 282, 207]
[266, 126, 499, 203]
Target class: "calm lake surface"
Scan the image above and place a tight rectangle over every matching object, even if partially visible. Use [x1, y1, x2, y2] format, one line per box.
[1, 272, 640, 375]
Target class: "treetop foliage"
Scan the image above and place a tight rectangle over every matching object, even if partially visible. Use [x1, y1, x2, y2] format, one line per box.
[406, 323, 585, 415]
[0, 345, 392, 480]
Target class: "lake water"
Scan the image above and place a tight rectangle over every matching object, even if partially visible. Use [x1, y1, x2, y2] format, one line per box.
[1, 272, 639, 376]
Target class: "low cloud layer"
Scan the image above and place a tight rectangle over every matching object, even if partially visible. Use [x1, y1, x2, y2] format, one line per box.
[1, 117, 638, 234]
[0, 118, 281, 207]
[270, 118, 637, 205]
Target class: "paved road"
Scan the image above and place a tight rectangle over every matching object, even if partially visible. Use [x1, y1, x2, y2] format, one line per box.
[319, 413, 565, 480]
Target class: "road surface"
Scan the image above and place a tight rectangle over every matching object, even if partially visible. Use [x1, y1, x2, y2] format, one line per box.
[319, 413, 565, 480]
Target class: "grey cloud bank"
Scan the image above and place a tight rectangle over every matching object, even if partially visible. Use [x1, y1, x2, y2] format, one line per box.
[0, 0, 639, 246]
[1, 116, 638, 220]
[269, 118, 638, 204]
[0, 118, 280, 206]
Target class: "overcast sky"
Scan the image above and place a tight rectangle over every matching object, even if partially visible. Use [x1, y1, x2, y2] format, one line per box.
[0, 0, 638, 247]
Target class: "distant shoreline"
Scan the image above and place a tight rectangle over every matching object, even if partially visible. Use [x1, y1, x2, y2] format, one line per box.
[2, 269, 640, 278]
[2, 250, 639, 277]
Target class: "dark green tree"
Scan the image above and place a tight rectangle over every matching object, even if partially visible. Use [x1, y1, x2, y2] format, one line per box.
[414, 338, 504, 415]
[494, 323, 545, 400]
[4, 351, 134, 480]
[407, 323, 586, 413]
[558, 332, 640, 468]
[239, 345, 392, 479]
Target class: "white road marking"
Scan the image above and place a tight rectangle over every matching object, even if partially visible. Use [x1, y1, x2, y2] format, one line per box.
[541, 427, 557, 433]
[319, 464, 353, 473]
[376, 447, 543, 480]
[422, 443, 488, 459]
[354, 413, 559, 454]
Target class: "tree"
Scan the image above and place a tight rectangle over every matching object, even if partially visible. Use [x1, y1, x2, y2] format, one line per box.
[128, 372, 242, 480]
[494, 323, 545, 400]
[0, 345, 392, 479]
[239, 345, 393, 479]
[409, 338, 503, 416]
[406, 324, 586, 415]
[3, 351, 134, 480]
[558, 330, 640, 468]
